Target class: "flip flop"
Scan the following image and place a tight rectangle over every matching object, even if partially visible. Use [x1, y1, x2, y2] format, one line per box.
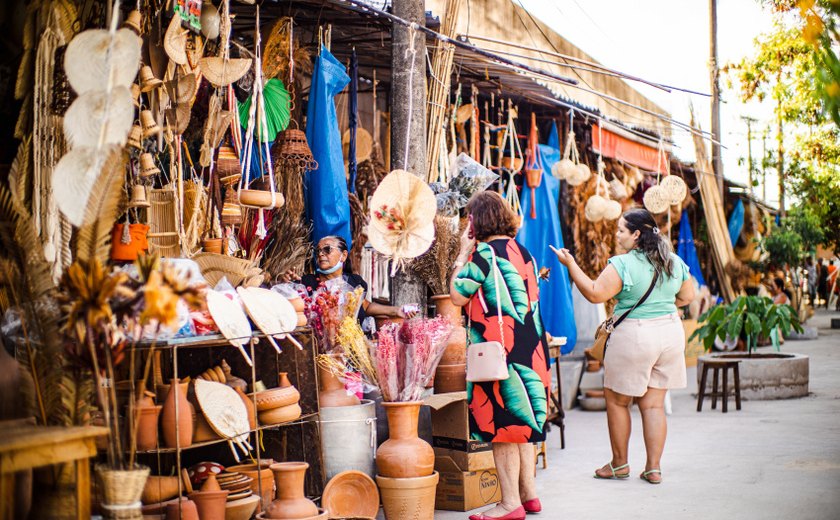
[594, 462, 630, 479]
[640, 469, 662, 484]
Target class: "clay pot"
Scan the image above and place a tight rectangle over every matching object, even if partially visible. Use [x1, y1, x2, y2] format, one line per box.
[200, 474, 222, 492]
[135, 404, 162, 451]
[161, 378, 194, 449]
[189, 489, 229, 520]
[375, 472, 439, 520]
[255, 386, 300, 411]
[433, 363, 466, 394]
[203, 238, 223, 254]
[226, 463, 274, 512]
[258, 403, 302, 425]
[318, 355, 360, 408]
[222, 359, 248, 392]
[278, 372, 292, 388]
[193, 412, 221, 442]
[165, 497, 199, 520]
[264, 462, 318, 519]
[439, 325, 466, 365]
[141, 476, 180, 505]
[430, 295, 461, 326]
[235, 386, 257, 430]
[375, 401, 434, 478]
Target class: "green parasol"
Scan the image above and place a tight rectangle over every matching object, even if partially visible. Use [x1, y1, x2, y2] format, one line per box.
[238, 78, 290, 142]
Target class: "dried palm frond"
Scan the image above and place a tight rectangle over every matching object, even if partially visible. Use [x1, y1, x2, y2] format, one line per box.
[408, 215, 462, 295]
[262, 209, 312, 281]
[262, 17, 313, 81]
[355, 144, 388, 214]
[74, 149, 128, 265]
[570, 174, 616, 278]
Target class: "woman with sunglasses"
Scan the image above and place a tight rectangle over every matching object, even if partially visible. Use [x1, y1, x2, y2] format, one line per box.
[283, 235, 415, 322]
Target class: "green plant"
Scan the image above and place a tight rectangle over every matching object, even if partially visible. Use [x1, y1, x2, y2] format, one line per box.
[689, 295, 804, 354]
[761, 225, 804, 268]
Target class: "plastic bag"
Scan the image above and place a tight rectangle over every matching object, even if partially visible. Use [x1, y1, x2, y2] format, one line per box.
[450, 153, 499, 200]
[436, 191, 468, 217]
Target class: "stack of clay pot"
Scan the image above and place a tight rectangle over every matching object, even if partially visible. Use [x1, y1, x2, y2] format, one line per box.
[318, 354, 360, 408]
[226, 461, 275, 513]
[255, 372, 302, 425]
[375, 401, 439, 520]
[256, 462, 328, 519]
[431, 295, 467, 393]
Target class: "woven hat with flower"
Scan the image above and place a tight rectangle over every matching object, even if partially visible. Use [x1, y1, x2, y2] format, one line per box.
[368, 170, 436, 274]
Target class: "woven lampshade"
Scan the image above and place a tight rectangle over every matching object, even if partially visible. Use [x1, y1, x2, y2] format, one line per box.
[129, 184, 150, 208]
[273, 128, 317, 170]
[140, 109, 161, 138]
[139, 152, 160, 177]
[127, 124, 143, 149]
[139, 65, 162, 93]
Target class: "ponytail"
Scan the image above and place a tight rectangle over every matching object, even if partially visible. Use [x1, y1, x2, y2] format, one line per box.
[622, 208, 673, 278]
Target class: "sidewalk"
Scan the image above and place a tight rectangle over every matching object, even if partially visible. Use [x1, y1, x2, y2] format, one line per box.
[434, 309, 840, 520]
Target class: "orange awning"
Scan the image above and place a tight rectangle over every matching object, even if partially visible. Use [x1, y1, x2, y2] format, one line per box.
[591, 123, 667, 174]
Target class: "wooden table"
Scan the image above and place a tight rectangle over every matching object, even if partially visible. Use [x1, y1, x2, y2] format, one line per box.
[0, 423, 108, 520]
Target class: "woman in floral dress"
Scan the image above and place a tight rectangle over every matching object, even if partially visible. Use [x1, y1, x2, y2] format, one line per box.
[450, 191, 550, 520]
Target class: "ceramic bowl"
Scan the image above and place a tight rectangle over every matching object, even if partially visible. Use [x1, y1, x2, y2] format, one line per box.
[225, 494, 260, 520]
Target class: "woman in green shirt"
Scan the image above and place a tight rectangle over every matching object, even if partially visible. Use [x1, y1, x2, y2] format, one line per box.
[552, 208, 695, 484]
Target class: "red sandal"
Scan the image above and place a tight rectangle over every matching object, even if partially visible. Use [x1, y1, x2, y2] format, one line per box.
[469, 505, 527, 520]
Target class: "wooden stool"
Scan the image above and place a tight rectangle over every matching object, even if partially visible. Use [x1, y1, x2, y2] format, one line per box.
[536, 441, 548, 469]
[697, 359, 742, 413]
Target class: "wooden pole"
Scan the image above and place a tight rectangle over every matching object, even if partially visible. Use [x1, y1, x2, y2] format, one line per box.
[709, 0, 724, 195]
[390, 0, 428, 307]
[762, 127, 768, 202]
[777, 108, 786, 217]
[741, 116, 757, 193]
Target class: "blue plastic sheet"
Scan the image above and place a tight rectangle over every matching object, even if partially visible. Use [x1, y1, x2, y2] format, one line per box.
[677, 209, 707, 287]
[516, 123, 577, 353]
[304, 48, 352, 246]
[239, 130, 273, 184]
[728, 199, 745, 247]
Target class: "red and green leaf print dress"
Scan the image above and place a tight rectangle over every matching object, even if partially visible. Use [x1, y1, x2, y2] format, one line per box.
[453, 238, 550, 443]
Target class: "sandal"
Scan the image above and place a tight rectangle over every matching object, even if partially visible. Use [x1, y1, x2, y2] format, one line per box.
[594, 462, 630, 479]
[640, 469, 662, 484]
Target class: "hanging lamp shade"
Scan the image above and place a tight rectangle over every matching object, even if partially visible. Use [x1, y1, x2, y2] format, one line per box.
[237, 78, 290, 142]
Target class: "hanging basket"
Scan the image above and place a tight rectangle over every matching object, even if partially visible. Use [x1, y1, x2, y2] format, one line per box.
[660, 175, 687, 205]
[584, 195, 607, 222]
[217, 145, 242, 185]
[602, 199, 622, 221]
[643, 185, 670, 214]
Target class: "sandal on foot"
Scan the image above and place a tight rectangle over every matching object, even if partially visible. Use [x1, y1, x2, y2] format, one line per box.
[640, 469, 662, 484]
[594, 462, 630, 479]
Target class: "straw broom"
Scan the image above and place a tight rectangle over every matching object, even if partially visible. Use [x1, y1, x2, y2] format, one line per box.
[425, 0, 463, 183]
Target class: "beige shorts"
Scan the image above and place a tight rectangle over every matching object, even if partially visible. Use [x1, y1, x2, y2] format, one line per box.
[603, 312, 687, 397]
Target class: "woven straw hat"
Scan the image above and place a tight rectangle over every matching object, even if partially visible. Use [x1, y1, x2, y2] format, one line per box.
[164, 13, 189, 65]
[165, 104, 192, 135]
[660, 175, 687, 205]
[64, 28, 142, 95]
[194, 379, 250, 443]
[368, 170, 436, 263]
[342, 128, 372, 164]
[643, 185, 670, 214]
[63, 88, 134, 149]
[200, 57, 252, 87]
[205, 289, 252, 348]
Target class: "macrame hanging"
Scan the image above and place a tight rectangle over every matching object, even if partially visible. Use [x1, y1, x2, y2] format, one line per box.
[498, 104, 523, 219]
[523, 112, 542, 220]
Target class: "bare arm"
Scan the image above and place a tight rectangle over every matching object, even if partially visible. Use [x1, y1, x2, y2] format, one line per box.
[449, 227, 477, 307]
[551, 246, 623, 304]
[674, 279, 696, 308]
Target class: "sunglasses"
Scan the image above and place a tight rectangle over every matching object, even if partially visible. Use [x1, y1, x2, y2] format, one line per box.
[316, 245, 340, 256]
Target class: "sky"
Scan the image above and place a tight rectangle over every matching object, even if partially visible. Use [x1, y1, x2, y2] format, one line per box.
[516, 0, 780, 206]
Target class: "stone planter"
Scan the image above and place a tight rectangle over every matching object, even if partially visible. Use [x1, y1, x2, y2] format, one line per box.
[697, 352, 809, 400]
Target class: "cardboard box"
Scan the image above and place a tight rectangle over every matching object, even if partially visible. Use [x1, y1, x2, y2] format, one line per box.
[433, 446, 494, 472]
[424, 392, 492, 454]
[435, 456, 500, 512]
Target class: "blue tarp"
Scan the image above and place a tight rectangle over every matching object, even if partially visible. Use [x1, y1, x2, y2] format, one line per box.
[516, 123, 577, 354]
[304, 48, 352, 246]
[677, 209, 707, 287]
[728, 199, 745, 247]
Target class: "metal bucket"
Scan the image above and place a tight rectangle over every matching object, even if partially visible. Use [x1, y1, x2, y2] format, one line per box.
[319, 399, 377, 480]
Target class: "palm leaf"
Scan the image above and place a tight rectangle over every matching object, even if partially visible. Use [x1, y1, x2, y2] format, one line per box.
[75, 149, 127, 264]
[485, 256, 529, 324]
[498, 363, 547, 432]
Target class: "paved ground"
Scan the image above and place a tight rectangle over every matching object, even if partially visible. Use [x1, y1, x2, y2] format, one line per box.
[434, 309, 840, 520]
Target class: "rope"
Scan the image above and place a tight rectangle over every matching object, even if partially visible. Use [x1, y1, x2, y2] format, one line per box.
[403, 23, 418, 170]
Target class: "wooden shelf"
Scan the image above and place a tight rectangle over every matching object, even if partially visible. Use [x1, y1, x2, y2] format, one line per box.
[133, 412, 320, 455]
[133, 327, 312, 350]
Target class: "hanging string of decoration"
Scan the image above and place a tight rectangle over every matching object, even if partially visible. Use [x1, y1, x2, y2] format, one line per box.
[523, 112, 543, 220]
[643, 139, 672, 214]
[498, 104, 523, 218]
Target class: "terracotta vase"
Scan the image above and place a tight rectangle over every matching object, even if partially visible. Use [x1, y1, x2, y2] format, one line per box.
[235, 386, 257, 430]
[376, 472, 439, 520]
[318, 355, 360, 408]
[375, 401, 434, 478]
[433, 363, 467, 394]
[264, 462, 318, 519]
[161, 378, 194, 449]
[431, 295, 467, 365]
[135, 404, 163, 451]
[278, 372, 292, 388]
[226, 462, 274, 512]
[165, 497, 199, 520]
[189, 489, 229, 520]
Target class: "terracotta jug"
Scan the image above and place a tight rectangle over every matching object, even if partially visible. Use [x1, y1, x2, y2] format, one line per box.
[161, 378, 194, 449]
[189, 489, 229, 520]
[264, 462, 318, 519]
[278, 372, 292, 388]
[376, 401, 434, 478]
[235, 386, 257, 430]
[318, 355, 360, 408]
[165, 497, 199, 520]
[135, 404, 162, 451]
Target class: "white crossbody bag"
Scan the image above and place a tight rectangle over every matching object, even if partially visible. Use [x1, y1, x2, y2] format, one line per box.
[466, 246, 510, 383]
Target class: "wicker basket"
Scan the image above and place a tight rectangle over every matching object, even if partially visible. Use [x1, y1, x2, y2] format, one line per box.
[95, 464, 150, 520]
[147, 187, 181, 257]
[273, 128, 317, 170]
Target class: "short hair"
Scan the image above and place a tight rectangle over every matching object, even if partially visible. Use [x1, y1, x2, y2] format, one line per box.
[774, 277, 785, 289]
[465, 191, 519, 241]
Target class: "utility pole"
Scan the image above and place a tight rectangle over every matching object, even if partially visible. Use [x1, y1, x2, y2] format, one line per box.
[390, 0, 427, 308]
[709, 0, 724, 195]
[741, 116, 757, 194]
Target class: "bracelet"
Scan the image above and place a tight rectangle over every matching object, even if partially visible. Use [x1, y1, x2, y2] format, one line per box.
[453, 260, 465, 268]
